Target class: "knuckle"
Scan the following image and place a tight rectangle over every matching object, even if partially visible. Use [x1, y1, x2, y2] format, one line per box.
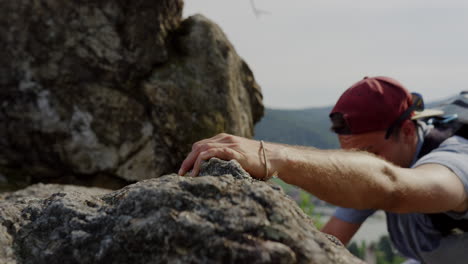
[217, 132, 228, 139]
[221, 149, 230, 158]
[222, 148, 235, 158]
[192, 142, 200, 150]
[192, 142, 208, 151]
[199, 143, 212, 152]
[199, 150, 208, 157]
[223, 134, 235, 141]
[199, 149, 210, 159]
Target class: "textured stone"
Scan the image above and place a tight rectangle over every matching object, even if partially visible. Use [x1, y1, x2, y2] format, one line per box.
[143, 14, 264, 181]
[0, 159, 363, 264]
[0, 0, 264, 190]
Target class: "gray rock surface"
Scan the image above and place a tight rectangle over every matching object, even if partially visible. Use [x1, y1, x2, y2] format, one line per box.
[0, 0, 264, 190]
[0, 158, 363, 264]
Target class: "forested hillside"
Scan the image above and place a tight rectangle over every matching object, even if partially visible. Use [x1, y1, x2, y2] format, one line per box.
[254, 107, 339, 149]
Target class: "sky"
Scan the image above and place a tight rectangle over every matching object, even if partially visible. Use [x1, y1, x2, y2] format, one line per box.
[184, 0, 468, 109]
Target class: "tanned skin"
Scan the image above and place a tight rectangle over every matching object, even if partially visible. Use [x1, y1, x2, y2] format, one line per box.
[178, 120, 468, 245]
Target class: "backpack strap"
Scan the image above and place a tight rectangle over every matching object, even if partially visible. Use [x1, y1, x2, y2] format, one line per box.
[427, 213, 468, 236]
[418, 124, 468, 236]
[454, 124, 468, 139]
[417, 125, 456, 158]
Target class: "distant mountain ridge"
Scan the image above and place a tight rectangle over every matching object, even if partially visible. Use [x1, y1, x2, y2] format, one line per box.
[254, 106, 339, 149]
[254, 94, 461, 149]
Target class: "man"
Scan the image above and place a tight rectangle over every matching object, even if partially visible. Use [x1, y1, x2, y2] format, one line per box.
[178, 76, 468, 263]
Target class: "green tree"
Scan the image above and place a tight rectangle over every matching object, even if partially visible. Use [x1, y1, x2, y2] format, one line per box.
[348, 241, 363, 259]
[377, 235, 394, 263]
[297, 189, 323, 228]
[348, 240, 367, 260]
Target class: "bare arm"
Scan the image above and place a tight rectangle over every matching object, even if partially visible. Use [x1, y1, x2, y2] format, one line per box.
[269, 144, 399, 210]
[321, 216, 361, 246]
[179, 133, 468, 213]
[269, 143, 468, 213]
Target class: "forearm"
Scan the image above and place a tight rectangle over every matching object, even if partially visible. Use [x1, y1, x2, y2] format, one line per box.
[181, 134, 465, 214]
[268, 143, 400, 210]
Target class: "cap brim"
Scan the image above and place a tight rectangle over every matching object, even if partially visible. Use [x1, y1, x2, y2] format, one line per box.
[411, 109, 445, 120]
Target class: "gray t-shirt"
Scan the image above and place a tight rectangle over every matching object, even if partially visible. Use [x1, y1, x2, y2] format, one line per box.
[334, 135, 468, 263]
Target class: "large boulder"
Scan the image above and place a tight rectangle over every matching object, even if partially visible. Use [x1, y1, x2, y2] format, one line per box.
[0, 0, 264, 190]
[0, 159, 363, 264]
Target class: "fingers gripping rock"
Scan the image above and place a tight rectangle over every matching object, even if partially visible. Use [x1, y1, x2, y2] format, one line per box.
[198, 158, 252, 180]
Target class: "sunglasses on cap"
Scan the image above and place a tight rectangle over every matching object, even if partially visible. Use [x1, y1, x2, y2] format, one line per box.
[384, 93, 424, 139]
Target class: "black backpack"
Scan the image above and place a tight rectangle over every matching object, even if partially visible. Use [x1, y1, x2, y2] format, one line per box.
[416, 91, 468, 235]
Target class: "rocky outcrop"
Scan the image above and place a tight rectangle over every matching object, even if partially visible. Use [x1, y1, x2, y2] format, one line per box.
[0, 159, 363, 264]
[0, 1, 361, 263]
[0, 0, 264, 191]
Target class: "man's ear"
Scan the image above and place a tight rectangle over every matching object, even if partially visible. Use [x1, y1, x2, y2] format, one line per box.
[400, 120, 416, 142]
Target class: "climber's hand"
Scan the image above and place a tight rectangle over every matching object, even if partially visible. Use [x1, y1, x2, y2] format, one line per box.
[178, 133, 270, 179]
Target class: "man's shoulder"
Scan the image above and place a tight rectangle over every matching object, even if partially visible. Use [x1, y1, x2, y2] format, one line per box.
[420, 134, 468, 157]
[434, 135, 468, 154]
[415, 135, 468, 177]
[442, 135, 468, 146]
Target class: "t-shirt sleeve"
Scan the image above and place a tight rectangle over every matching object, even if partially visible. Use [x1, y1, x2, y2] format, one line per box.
[413, 136, 468, 219]
[334, 207, 376, 224]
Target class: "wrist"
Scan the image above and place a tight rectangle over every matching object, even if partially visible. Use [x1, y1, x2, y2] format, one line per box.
[264, 142, 289, 181]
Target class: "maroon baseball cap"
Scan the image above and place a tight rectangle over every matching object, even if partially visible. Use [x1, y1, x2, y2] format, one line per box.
[330, 76, 413, 134]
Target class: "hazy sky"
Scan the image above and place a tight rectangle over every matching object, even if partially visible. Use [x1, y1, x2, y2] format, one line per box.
[184, 1, 468, 109]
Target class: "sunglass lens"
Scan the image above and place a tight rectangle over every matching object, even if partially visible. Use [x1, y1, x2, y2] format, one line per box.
[411, 93, 424, 111]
